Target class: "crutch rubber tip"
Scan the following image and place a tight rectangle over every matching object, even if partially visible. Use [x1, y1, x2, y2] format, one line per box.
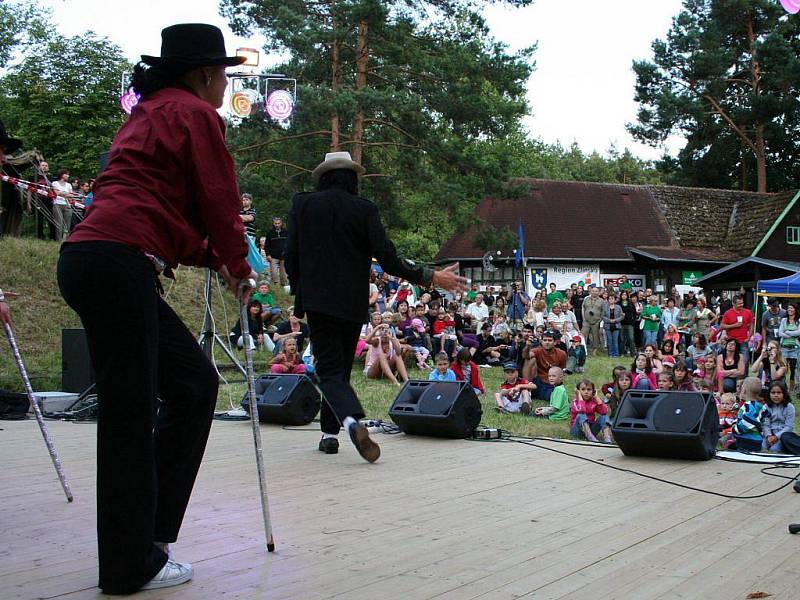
[267, 542, 275, 552]
[789, 524, 800, 535]
[68, 496, 74, 503]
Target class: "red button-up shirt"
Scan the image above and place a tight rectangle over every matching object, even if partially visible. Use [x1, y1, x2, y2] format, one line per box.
[68, 86, 250, 279]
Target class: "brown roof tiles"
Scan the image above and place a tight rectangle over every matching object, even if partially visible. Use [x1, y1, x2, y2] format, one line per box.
[435, 179, 798, 264]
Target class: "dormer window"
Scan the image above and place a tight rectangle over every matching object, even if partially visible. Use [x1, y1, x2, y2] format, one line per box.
[787, 226, 800, 245]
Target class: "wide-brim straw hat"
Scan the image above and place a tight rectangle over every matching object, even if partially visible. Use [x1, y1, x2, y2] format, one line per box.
[141, 23, 246, 67]
[312, 152, 366, 181]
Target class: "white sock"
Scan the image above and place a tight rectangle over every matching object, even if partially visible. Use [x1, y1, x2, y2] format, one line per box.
[343, 416, 357, 431]
[322, 432, 337, 440]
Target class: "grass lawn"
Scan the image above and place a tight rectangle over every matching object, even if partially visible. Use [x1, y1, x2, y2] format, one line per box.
[1, 237, 624, 439]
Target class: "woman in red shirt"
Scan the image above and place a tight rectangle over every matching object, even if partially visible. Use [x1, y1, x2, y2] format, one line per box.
[56, 24, 254, 595]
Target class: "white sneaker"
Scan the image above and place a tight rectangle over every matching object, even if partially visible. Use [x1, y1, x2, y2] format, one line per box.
[140, 559, 193, 590]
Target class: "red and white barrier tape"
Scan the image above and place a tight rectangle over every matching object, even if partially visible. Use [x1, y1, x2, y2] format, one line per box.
[1, 173, 85, 209]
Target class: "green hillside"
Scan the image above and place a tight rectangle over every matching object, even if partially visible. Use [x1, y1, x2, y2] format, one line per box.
[1, 237, 619, 438]
[0, 237, 261, 393]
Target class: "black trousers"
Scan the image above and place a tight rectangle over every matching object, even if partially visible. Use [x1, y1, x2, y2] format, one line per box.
[57, 241, 218, 595]
[306, 311, 364, 434]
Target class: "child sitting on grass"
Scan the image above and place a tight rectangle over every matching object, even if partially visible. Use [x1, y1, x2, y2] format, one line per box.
[601, 365, 628, 402]
[656, 370, 675, 391]
[534, 366, 570, 420]
[565, 335, 586, 374]
[732, 376, 768, 452]
[717, 392, 738, 449]
[631, 353, 656, 390]
[451, 348, 484, 396]
[607, 370, 633, 417]
[428, 352, 456, 382]
[569, 379, 612, 443]
[762, 381, 795, 452]
[495, 362, 535, 414]
[404, 318, 431, 369]
[269, 337, 305, 374]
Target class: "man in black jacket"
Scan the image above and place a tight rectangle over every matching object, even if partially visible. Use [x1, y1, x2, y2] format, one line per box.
[285, 152, 465, 462]
[265, 215, 289, 287]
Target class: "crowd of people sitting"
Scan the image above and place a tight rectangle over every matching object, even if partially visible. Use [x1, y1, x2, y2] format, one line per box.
[234, 266, 799, 452]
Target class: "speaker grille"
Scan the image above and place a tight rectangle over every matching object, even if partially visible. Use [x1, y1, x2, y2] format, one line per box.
[652, 394, 705, 433]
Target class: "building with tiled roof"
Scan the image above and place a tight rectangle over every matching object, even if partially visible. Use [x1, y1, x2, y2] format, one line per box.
[435, 179, 800, 295]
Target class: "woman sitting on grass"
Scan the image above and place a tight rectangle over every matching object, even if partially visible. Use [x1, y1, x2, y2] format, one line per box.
[363, 321, 408, 386]
[644, 344, 662, 374]
[750, 340, 788, 387]
[717, 338, 745, 393]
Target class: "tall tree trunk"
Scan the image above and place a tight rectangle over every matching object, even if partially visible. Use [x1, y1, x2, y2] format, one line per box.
[330, 6, 341, 152]
[747, 16, 767, 193]
[754, 124, 767, 193]
[351, 20, 369, 165]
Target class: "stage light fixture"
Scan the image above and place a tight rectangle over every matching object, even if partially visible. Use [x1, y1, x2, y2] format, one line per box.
[780, 0, 800, 14]
[265, 89, 295, 121]
[230, 89, 260, 118]
[120, 88, 140, 115]
[236, 47, 260, 66]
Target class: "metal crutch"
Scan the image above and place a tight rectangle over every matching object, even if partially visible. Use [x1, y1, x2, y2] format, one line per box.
[239, 281, 275, 552]
[4, 322, 74, 502]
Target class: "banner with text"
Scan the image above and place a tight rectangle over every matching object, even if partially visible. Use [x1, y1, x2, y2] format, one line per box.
[527, 264, 600, 292]
[602, 274, 647, 292]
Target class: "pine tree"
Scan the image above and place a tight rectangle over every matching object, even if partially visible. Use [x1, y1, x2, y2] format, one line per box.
[221, 0, 534, 260]
[629, 0, 800, 192]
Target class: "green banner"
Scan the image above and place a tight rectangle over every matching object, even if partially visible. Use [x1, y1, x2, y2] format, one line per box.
[682, 271, 704, 285]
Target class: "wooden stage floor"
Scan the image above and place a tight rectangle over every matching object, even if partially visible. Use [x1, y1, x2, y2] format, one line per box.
[3, 418, 800, 599]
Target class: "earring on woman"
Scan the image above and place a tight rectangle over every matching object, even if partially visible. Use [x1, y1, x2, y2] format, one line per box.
[205, 75, 211, 87]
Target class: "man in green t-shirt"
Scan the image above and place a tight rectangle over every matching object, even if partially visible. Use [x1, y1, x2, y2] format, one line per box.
[618, 275, 633, 294]
[640, 295, 661, 347]
[534, 366, 570, 421]
[465, 283, 478, 302]
[251, 282, 282, 326]
[545, 282, 564, 311]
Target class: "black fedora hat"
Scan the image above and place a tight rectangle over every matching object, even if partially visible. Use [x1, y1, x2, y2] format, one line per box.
[141, 23, 246, 67]
[0, 118, 22, 154]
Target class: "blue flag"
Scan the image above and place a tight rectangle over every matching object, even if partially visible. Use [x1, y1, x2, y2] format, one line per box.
[515, 221, 525, 267]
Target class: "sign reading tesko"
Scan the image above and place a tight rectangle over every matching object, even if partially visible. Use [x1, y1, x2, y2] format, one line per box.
[602, 274, 647, 292]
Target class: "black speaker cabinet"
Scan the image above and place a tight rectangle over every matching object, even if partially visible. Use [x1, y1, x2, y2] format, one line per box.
[241, 374, 321, 425]
[389, 380, 482, 438]
[612, 390, 719, 460]
[61, 328, 95, 393]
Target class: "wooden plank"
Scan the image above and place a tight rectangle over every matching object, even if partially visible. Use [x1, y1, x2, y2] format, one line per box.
[3, 420, 799, 600]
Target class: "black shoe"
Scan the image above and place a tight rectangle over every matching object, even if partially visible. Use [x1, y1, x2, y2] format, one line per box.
[347, 422, 381, 463]
[318, 437, 339, 454]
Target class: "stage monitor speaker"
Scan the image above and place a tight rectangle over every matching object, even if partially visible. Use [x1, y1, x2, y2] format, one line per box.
[61, 328, 95, 393]
[241, 374, 320, 425]
[389, 380, 482, 438]
[612, 390, 719, 460]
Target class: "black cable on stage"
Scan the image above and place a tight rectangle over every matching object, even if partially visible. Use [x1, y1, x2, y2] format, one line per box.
[504, 436, 799, 500]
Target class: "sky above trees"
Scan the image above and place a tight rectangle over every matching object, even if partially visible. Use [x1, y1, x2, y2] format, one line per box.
[35, 0, 684, 159]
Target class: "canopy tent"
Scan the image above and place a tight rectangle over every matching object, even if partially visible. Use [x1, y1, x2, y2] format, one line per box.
[757, 272, 800, 298]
